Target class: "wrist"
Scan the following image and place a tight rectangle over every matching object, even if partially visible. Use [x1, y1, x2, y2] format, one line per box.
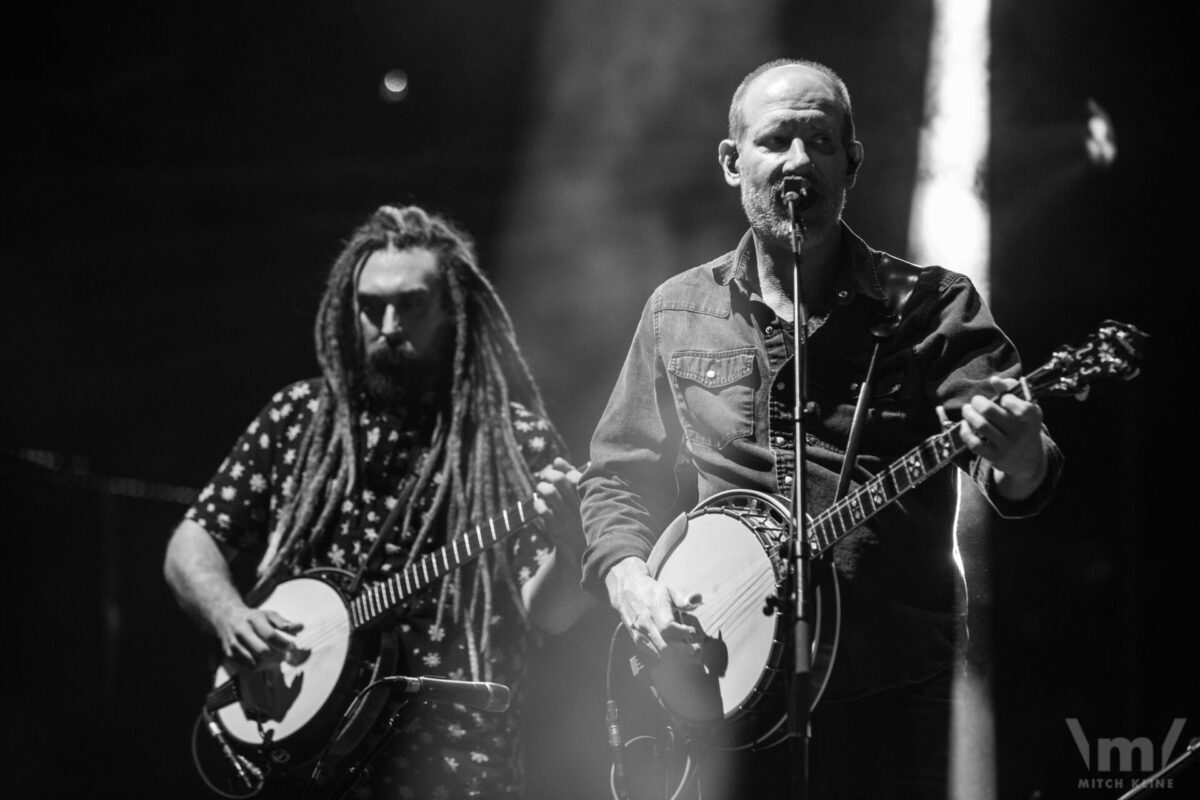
[208, 593, 250, 630]
[551, 545, 584, 582]
[604, 556, 649, 609]
[994, 442, 1049, 501]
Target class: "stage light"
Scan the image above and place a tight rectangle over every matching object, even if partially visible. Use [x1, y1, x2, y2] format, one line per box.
[1085, 98, 1117, 168]
[380, 69, 409, 104]
[909, 0, 990, 294]
[909, 2, 997, 798]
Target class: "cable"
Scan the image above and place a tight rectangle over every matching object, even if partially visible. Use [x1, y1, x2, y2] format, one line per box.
[605, 621, 702, 800]
[190, 712, 264, 800]
[304, 675, 408, 795]
[606, 622, 633, 800]
[608, 734, 701, 800]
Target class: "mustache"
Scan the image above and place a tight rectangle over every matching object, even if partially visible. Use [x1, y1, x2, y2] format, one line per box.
[774, 177, 819, 205]
[367, 344, 412, 369]
[364, 331, 453, 379]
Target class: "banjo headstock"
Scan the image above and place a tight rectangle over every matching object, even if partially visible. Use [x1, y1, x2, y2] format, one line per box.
[1026, 320, 1147, 401]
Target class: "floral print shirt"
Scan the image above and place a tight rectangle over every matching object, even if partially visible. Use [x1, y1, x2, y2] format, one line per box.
[186, 378, 562, 798]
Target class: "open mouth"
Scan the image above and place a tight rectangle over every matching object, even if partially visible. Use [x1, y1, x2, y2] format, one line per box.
[776, 183, 817, 212]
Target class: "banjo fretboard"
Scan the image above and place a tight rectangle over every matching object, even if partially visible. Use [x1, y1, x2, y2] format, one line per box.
[347, 496, 540, 629]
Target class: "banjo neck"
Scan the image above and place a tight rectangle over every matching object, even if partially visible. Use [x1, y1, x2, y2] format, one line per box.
[808, 423, 967, 556]
[347, 495, 542, 630]
[809, 318, 1146, 554]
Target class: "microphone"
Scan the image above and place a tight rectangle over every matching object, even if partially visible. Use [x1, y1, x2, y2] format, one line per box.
[780, 176, 810, 208]
[391, 675, 512, 712]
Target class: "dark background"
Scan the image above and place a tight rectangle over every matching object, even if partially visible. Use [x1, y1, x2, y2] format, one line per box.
[3, 1, 1196, 798]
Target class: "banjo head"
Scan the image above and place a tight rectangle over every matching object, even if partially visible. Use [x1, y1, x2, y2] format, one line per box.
[214, 576, 353, 747]
[646, 489, 839, 750]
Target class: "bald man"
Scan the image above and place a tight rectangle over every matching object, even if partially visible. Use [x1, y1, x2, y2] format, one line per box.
[579, 59, 1061, 799]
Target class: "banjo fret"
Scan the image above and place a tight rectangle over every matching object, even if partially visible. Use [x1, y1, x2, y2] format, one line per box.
[343, 495, 539, 630]
[809, 427, 966, 557]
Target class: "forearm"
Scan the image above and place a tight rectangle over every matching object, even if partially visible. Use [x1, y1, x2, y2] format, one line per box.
[580, 293, 679, 595]
[925, 278, 1063, 514]
[163, 519, 248, 635]
[523, 548, 595, 635]
[579, 459, 676, 598]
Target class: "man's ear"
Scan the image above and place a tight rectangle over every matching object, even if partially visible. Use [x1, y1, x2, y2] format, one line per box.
[846, 140, 864, 188]
[718, 139, 740, 186]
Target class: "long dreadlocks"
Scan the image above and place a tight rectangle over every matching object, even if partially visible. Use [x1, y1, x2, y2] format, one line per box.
[255, 204, 564, 680]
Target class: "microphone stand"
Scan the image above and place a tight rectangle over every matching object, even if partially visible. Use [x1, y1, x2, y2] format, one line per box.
[781, 188, 813, 800]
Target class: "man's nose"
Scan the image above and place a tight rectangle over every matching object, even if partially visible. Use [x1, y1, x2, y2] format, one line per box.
[380, 304, 402, 337]
[783, 138, 813, 171]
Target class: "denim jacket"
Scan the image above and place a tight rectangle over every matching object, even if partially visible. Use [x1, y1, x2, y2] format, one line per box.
[579, 224, 1062, 697]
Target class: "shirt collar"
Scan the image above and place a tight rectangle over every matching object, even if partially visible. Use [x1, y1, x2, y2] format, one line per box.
[716, 222, 885, 305]
[713, 228, 755, 288]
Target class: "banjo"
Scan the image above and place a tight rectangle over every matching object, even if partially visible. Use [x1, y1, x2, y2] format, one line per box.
[193, 494, 547, 797]
[642, 321, 1145, 750]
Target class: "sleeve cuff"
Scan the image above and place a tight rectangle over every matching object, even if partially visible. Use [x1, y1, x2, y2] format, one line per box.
[974, 431, 1064, 518]
[580, 529, 655, 600]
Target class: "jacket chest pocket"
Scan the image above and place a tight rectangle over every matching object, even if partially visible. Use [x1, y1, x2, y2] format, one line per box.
[667, 349, 758, 450]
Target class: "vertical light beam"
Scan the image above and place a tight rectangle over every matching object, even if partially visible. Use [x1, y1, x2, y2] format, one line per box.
[908, 2, 996, 799]
[909, 0, 991, 293]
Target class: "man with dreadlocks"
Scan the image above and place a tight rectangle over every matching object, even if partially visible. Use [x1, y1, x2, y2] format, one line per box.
[164, 204, 593, 798]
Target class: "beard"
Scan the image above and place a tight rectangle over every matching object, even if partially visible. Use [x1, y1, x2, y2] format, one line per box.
[741, 178, 846, 249]
[362, 331, 453, 409]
